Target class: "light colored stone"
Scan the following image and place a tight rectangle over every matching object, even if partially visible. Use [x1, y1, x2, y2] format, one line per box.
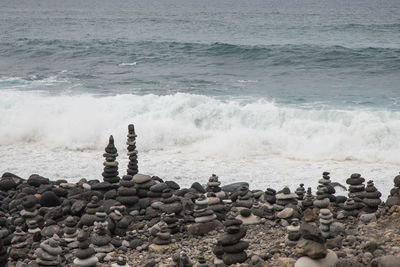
[277, 208, 294, 219]
[148, 243, 178, 253]
[294, 250, 338, 267]
[277, 257, 296, 267]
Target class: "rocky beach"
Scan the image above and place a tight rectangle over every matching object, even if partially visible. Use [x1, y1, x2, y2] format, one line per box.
[0, 124, 399, 267]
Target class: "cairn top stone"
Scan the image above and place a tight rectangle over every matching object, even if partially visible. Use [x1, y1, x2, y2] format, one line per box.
[132, 174, 151, 184]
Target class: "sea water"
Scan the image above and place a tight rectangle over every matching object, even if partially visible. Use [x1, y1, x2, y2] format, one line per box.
[1, 0, 399, 196]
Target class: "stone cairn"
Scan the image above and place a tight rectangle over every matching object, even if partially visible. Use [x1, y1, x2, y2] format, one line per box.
[79, 196, 102, 227]
[35, 234, 62, 266]
[159, 188, 183, 215]
[285, 218, 301, 246]
[91, 221, 114, 255]
[116, 175, 139, 209]
[274, 186, 298, 211]
[207, 193, 226, 221]
[301, 187, 314, 210]
[235, 185, 254, 209]
[386, 173, 400, 207]
[164, 212, 180, 234]
[318, 171, 336, 202]
[346, 173, 365, 199]
[27, 219, 41, 234]
[126, 124, 139, 176]
[295, 184, 306, 200]
[295, 223, 338, 266]
[236, 208, 261, 225]
[319, 208, 333, 239]
[363, 180, 381, 213]
[215, 215, 248, 265]
[102, 135, 120, 184]
[342, 197, 363, 218]
[193, 195, 217, 224]
[132, 174, 155, 199]
[206, 174, 226, 199]
[63, 216, 79, 248]
[264, 188, 276, 205]
[152, 221, 173, 246]
[172, 252, 193, 267]
[73, 227, 98, 267]
[9, 226, 29, 261]
[20, 195, 40, 224]
[313, 186, 330, 209]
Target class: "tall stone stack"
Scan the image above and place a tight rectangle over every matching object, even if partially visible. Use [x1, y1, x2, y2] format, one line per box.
[206, 174, 226, 199]
[63, 216, 79, 248]
[386, 173, 400, 207]
[363, 180, 381, 213]
[285, 218, 301, 246]
[102, 135, 120, 184]
[126, 124, 139, 176]
[73, 227, 98, 267]
[235, 185, 254, 208]
[319, 209, 333, 239]
[346, 173, 365, 199]
[216, 215, 248, 265]
[193, 195, 217, 224]
[313, 186, 330, 209]
[301, 187, 314, 210]
[35, 234, 63, 266]
[318, 172, 336, 202]
[295, 184, 306, 200]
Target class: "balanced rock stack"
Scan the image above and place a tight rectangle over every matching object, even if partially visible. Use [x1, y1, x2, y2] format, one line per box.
[207, 193, 226, 221]
[63, 216, 79, 248]
[264, 188, 276, 204]
[295, 184, 306, 200]
[313, 186, 330, 209]
[148, 181, 168, 199]
[20, 195, 40, 222]
[386, 173, 400, 207]
[319, 209, 333, 239]
[149, 221, 177, 252]
[27, 219, 41, 234]
[35, 234, 62, 266]
[318, 172, 336, 202]
[363, 180, 381, 213]
[188, 195, 222, 235]
[132, 174, 155, 198]
[126, 124, 139, 176]
[116, 175, 138, 208]
[236, 208, 261, 225]
[91, 222, 114, 255]
[235, 185, 254, 208]
[274, 186, 298, 211]
[342, 198, 360, 218]
[73, 227, 98, 267]
[206, 174, 225, 199]
[9, 227, 29, 261]
[301, 187, 314, 210]
[102, 135, 120, 184]
[159, 188, 183, 215]
[164, 213, 180, 234]
[295, 223, 338, 267]
[79, 196, 102, 227]
[346, 173, 365, 199]
[217, 215, 248, 265]
[285, 218, 301, 246]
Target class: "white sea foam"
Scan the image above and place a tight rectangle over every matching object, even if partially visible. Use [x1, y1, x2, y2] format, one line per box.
[0, 90, 399, 195]
[118, 62, 137, 66]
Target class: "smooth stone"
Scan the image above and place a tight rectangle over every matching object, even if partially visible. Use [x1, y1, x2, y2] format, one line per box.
[296, 238, 327, 259]
[194, 214, 216, 223]
[236, 214, 261, 225]
[76, 247, 96, 259]
[73, 256, 98, 266]
[313, 198, 330, 208]
[295, 250, 338, 267]
[132, 174, 151, 184]
[191, 182, 206, 193]
[276, 193, 298, 200]
[220, 228, 246, 246]
[277, 208, 294, 219]
[373, 255, 400, 267]
[299, 224, 325, 244]
[40, 191, 61, 207]
[222, 251, 247, 265]
[222, 240, 249, 253]
[221, 182, 249, 192]
[27, 174, 50, 187]
[187, 220, 223, 235]
[150, 183, 168, 192]
[360, 213, 376, 224]
[165, 181, 180, 190]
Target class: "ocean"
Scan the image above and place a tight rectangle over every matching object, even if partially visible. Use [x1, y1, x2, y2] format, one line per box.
[1, 0, 399, 195]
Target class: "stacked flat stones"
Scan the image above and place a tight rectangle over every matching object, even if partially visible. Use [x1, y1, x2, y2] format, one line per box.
[132, 174, 155, 199]
[9, 227, 29, 261]
[318, 172, 336, 202]
[63, 216, 79, 248]
[386, 173, 400, 207]
[319, 209, 333, 239]
[274, 187, 298, 211]
[116, 175, 138, 208]
[346, 173, 365, 199]
[152, 222, 172, 246]
[102, 135, 120, 184]
[313, 186, 330, 209]
[193, 195, 217, 224]
[301, 188, 314, 210]
[363, 180, 381, 212]
[79, 196, 102, 227]
[91, 222, 114, 254]
[285, 218, 301, 246]
[126, 124, 138, 176]
[73, 228, 98, 267]
[206, 174, 225, 199]
[35, 235, 62, 266]
[264, 188, 276, 204]
[235, 185, 254, 208]
[217, 216, 248, 265]
[295, 184, 306, 200]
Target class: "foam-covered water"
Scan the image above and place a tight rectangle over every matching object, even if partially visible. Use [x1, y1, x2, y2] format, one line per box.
[1, 0, 399, 194]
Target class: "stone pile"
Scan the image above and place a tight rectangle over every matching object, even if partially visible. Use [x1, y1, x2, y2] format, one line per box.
[102, 135, 120, 184]
[236, 208, 261, 225]
[363, 180, 381, 213]
[159, 188, 183, 215]
[132, 174, 155, 199]
[193, 195, 217, 224]
[35, 234, 62, 266]
[235, 185, 254, 208]
[264, 188, 276, 204]
[111, 255, 131, 267]
[386, 173, 400, 207]
[215, 215, 248, 265]
[73, 227, 98, 267]
[9, 227, 29, 261]
[295, 223, 338, 267]
[206, 174, 225, 199]
[27, 219, 41, 234]
[318, 172, 336, 202]
[295, 184, 306, 200]
[126, 124, 139, 176]
[79, 196, 102, 227]
[274, 186, 298, 211]
[63, 216, 79, 248]
[313, 186, 330, 209]
[116, 175, 138, 208]
[342, 197, 362, 218]
[319, 209, 333, 239]
[91, 222, 114, 255]
[301, 187, 314, 210]
[285, 218, 301, 246]
[346, 173, 365, 199]
[207, 194, 226, 221]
